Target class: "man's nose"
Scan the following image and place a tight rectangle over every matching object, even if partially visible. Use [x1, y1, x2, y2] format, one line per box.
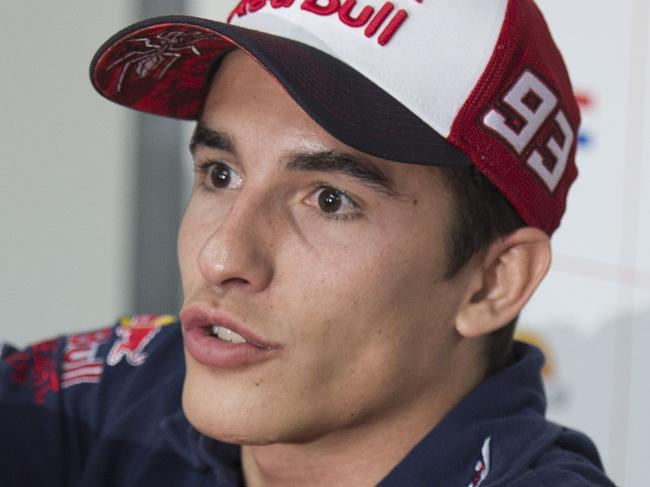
[197, 194, 275, 293]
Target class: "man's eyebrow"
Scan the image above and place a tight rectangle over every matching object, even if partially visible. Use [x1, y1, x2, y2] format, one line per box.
[189, 123, 237, 155]
[286, 151, 398, 197]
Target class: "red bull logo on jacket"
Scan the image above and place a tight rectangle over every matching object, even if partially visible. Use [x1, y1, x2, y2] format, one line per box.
[107, 315, 176, 367]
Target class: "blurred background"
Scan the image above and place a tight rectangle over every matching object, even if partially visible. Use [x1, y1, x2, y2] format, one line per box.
[1, 0, 648, 484]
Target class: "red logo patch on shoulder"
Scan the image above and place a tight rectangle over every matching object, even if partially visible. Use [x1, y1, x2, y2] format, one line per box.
[30, 340, 60, 404]
[62, 328, 112, 389]
[106, 314, 176, 367]
[5, 338, 60, 404]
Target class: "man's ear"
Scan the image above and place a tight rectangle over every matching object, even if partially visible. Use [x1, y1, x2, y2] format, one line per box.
[455, 227, 551, 338]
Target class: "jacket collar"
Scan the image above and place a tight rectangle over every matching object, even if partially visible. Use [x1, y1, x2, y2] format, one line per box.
[161, 409, 242, 485]
[379, 342, 555, 486]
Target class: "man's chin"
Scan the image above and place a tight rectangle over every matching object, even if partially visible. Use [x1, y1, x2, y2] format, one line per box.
[180, 369, 287, 445]
[181, 382, 336, 447]
[182, 390, 266, 445]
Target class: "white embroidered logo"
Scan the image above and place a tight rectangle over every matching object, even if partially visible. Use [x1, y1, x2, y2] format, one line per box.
[467, 437, 491, 487]
[483, 70, 574, 193]
[107, 31, 214, 92]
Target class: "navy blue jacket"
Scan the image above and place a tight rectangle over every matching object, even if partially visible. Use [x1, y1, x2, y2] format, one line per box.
[0, 316, 616, 486]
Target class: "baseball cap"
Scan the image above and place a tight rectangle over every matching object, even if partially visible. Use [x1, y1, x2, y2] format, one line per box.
[90, 0, 580, 234]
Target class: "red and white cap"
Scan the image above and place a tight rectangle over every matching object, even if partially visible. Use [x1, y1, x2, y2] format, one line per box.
[91, 0, 580, 234]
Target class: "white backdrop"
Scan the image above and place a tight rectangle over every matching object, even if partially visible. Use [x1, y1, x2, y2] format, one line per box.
[518, 1, 650, 485]
[0, 1, 134, 347]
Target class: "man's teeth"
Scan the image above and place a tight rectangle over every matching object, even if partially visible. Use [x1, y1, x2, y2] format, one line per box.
[211, 325, 247, 344]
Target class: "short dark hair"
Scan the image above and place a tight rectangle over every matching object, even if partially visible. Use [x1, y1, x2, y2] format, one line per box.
[441, 165, 525, 373]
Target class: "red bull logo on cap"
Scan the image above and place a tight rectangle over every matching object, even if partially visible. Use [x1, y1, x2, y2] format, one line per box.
[228, 0, 420, 46]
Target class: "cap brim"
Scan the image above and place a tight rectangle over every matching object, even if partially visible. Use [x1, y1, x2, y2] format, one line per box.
[91, 15, 470, 167]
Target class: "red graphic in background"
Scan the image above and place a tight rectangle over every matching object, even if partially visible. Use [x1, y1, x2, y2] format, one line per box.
[574, 89, 596, 148]
[575, 91, 595, 111]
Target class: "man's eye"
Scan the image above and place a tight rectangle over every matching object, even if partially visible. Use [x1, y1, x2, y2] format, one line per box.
[196, 161, 242, 190]
[318, 187, 344, 213]
[209, 162, 235, 188]
[308, 186, 360, 220]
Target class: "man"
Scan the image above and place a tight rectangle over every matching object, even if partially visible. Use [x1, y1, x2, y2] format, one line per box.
[1, 0, 616, 486]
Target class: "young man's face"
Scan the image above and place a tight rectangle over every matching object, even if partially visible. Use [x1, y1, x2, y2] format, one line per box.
[178, 50, 478, 445]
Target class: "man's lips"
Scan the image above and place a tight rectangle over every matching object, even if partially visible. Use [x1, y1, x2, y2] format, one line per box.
[180, 304, 281, 350]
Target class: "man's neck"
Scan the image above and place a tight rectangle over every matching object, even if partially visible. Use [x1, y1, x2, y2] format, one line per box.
[241, 408, 434, 487]
[241, 345, 488, 487]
